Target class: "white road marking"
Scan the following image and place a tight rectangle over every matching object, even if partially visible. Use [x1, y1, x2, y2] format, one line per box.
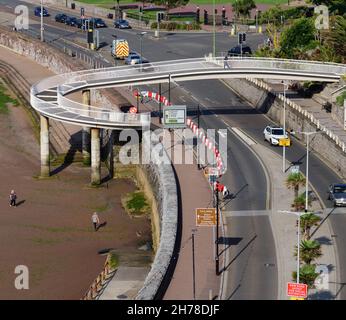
[230, 127, 257, 146]
[223, 210, 270, 217]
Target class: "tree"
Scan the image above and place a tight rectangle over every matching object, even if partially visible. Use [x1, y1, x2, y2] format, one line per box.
[232, 0, 256, 19]
[295, 239, 322, 264]
[292, 264, 319, 288]
[300, 212, 321, 239]
[323, 16, 346, 63]
[292, 193, 311, 212]
[153, 0, 189, 15]
[279, 18, 316, 58]
[286, 172, 306, 200]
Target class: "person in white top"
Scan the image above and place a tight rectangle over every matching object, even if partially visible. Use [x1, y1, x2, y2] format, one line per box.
[91, 212, 100, 231]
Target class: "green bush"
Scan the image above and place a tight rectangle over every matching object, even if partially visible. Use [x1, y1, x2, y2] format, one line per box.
[336, 91, 346, 106]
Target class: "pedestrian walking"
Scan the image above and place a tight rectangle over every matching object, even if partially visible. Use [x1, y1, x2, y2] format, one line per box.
[224, 55, 230, 69]
[9, 190, 17, 207]
[91, 212, 100, 231]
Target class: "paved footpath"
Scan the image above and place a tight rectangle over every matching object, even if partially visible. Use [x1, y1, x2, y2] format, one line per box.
[124, 90, 221, 300]
[251, 139, 337, 300]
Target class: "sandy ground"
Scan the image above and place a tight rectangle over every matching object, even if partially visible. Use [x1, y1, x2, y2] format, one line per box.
[0, 87, 152, 300]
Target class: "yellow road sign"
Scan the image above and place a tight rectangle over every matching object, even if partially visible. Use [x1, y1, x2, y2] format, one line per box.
[196, 208, 217, 227]
[279, 138, 291, 147]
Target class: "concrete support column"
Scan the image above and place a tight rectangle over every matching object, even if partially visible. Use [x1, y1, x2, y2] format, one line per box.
[91, 128, 101, 185]
[82, 90, 91, 166]
[40, 115, 50, 178]
[108, 131, 115, 179]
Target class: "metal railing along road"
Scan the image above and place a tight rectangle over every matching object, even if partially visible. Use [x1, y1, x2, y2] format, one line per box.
[31, 57, 346, 129]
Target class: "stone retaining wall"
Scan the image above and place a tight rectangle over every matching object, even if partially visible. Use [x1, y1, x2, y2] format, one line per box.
[136, 137, 179, 300]
[223, 78, 346, 179]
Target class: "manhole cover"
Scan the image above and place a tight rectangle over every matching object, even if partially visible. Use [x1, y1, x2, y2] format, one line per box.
[117, 294, 128, 299]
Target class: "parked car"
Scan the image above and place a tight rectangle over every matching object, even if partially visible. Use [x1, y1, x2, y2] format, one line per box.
[91, 18, 107, 28]
[125, 54, 148, 65]
[227, 45, 252, 57]
[114, 19, 131, 29]
[65, 16, 78, 27]
[328, 183, 346, 207]
[34, 7, 49, 17]
[263, 125, 291, 146]
[76, 19, 87, 29]
[55, 13, 67, 23]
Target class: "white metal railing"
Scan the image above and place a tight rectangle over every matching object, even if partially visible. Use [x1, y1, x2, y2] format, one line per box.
[246, 77, 346, 153]
[31, 57, 346, 129]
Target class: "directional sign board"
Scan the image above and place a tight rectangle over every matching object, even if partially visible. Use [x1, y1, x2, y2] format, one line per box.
[287, 282, 308, 299]
[163, 105, 187, 129]
[290, 165, 300, 174]
[196, 208, 217, 227]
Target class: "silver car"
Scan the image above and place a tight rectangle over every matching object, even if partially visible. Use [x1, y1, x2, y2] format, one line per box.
[328, 184, 346, 207]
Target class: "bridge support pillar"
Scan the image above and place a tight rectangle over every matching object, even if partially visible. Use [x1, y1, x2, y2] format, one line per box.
[40, 115, 50, 178]
[91, 128, 101, 185]
[82, 90, 91, 166]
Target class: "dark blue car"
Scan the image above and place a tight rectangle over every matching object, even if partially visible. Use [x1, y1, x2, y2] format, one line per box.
[114, 19, 131, 29]
[34, 7, 49, 17]
[65, 16, 78, 26]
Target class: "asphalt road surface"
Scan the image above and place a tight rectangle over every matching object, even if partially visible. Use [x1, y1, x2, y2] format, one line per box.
[1, 0, 345, 299]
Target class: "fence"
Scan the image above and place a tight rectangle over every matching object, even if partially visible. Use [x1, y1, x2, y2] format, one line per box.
[83, 256, 116, 300]
[246, 77, 346, 153]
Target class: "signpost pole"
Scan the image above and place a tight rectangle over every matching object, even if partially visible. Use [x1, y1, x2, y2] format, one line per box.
[159, 83, 162, 124]
[215, 188, 220, 276]
[297, 213, 300, 283]
[197, 104, 200, 129]
[168, 74, 171, 104]
[192, 231, 196, 300]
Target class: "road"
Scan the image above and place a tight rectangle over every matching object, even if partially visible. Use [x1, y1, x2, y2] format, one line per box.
[1, 0, 345, 300]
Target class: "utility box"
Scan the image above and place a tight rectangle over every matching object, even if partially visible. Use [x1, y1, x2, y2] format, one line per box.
[71, 3, 75, 9]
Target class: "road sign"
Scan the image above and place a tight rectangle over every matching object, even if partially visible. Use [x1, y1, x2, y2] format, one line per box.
[279, 137, 291, 147]
[196, 208, 217, 226]
[163, 105, 187, 129]
[129, 107, 137, 114]
[287, 282, 308, 298]
[290, 165, 300, 174]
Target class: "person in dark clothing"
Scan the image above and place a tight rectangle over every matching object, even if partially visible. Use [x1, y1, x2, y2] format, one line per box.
[9, 190, 17, 207]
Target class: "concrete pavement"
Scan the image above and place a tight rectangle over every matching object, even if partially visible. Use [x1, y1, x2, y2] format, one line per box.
[230, 130, 338, 299]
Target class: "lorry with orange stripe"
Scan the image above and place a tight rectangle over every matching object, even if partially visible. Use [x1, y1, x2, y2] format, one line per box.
[111, 39, 130, 59]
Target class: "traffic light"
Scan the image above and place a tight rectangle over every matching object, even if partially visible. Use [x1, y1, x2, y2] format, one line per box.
[238, 32, 246, 45]
[87, 28, 93, 44]
[203, 9, 208, 25]
[196, 7, 200, 23]
[139, 6, 143, 13]
[222, 7, 226, 20]
[157, 12, 164, 23]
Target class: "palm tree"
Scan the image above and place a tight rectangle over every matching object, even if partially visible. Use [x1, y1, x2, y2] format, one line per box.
[292, 264, 319, 288]
[286, 172, 306, 199]
[292, 193, 310, 212]
[295, 239, 322, 265]
[300, 213, 321, 239]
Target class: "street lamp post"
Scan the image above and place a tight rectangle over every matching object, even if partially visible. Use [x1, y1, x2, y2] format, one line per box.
[212, 0, 216, 57]
[291, 130, 322, 211]
[138, 31, 147, 72]
[302, 131, 321, 211]
[282, 81, 288, 173]
[40, 0, 44, 42]
[279, 210, 306, 284]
